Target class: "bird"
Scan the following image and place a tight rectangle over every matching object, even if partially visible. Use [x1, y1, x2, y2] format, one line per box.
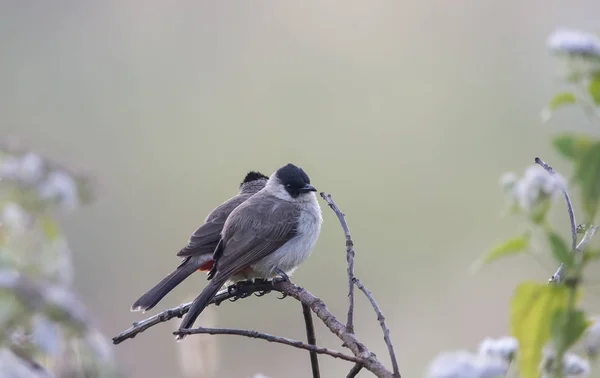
[130, 171, 269, 313]
[177, 163, 322, 337]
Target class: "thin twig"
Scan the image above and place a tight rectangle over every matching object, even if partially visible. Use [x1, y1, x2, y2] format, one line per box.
[114, 279, 395, 378]
[302, 303, 321, 378]
[355, 278, 401, 378]
[174, 326, 359, 363]
[112, 280, 277, 344]
[535, 157, 577, 252]
[346, 363, 363, 378]
[319, 192, 356, 334]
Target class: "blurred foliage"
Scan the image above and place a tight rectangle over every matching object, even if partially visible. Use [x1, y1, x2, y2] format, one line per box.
[0, 138, 118, 377]
[428, 28, 600, 378]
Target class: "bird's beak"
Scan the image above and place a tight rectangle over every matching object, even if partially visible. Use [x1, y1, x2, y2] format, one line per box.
[300, 184, 317, 193]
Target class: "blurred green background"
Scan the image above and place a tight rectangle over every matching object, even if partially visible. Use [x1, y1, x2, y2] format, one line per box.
[2, 1, 600, 377]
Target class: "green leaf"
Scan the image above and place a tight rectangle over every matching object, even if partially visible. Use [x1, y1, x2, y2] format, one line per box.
[574, 141, 600, 222]
[589, 73, 600, 105]
[511, 282, 570, 378]
[542, 93, 578, 122]
[551, 309, 591, 352]
[547, 230, 574, 268]
[471, 233, 530, 272]
[552, 133, 593, 161]
[549, 92, 577, 110]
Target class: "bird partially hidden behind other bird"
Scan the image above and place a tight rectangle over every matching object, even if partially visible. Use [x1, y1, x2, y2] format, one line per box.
[177, 163, 323, 339]
[130, 171, 269, 313]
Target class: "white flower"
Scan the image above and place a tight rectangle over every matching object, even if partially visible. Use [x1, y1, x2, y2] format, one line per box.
[478, 336, 518, 361]
[2, 202, 29, 234]
[426, 350, 508, 378]
[502, 165, 564, 212]
[541, 351, 591, 377]
[0, 156, 21, 181]
[583, 316, 600, 358]
[564, 353, 591, 376]
[38, 170, 79, 211]
[18, 153, 44, 185]
[30, 314, 61, 356]
[548, 28, 600, 57]
[522, 165, 564, 197]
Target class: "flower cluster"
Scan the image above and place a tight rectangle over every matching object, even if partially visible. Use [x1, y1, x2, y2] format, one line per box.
[0, 141, 93, 215]
[541, 348, 591, 377]
[426, 337, 517, 378]
[548, 28, 600, 58]
[546, 27, 600, 81]
[426, 350, 509, 378]
[427, 336, 593, 378]
[500, 164, 565, 222]
[0, 138, 115, 377]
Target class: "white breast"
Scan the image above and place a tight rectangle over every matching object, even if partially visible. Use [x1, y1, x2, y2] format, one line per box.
[251, 194, 323, 278]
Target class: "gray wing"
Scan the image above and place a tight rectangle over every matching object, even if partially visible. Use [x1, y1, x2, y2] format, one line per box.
[177, 194, 251, 258]
[210, 194, 299, 279]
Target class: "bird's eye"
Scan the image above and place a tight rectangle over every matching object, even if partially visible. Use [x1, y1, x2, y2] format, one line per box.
[285, 184, 292, 188]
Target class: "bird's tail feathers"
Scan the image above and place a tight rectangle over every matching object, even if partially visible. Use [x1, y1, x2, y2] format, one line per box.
[131, 255, 210, 312]
[176, 275, 228, 340]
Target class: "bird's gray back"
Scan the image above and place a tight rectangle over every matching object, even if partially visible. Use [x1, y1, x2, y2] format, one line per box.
[213, 192, 300, 277]
[177, 192, 255, 258]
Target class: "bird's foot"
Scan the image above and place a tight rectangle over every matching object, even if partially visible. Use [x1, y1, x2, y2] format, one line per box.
[273, 268, 289, 299]
[275, 268, 290, 282]
[254, 290, 270, 297]
[253, 278, 272, 297]
[227, 280, 253, 302]
[276, 292, 288, 300]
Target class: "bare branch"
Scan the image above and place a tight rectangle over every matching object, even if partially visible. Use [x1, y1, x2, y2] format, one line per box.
[277, 278, 393, 377]
[346, 364, 363, 378]
[319, 192, 357, 334]
[115, 279, 396, 377]
[174, 326, 358, 363]
[355, 279, 400, 378]
[302, 303, 321, 378]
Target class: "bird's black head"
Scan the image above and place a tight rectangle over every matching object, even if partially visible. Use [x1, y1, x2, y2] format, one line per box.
[240, 171, 269, 188]
[275, 163, 317, 198]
